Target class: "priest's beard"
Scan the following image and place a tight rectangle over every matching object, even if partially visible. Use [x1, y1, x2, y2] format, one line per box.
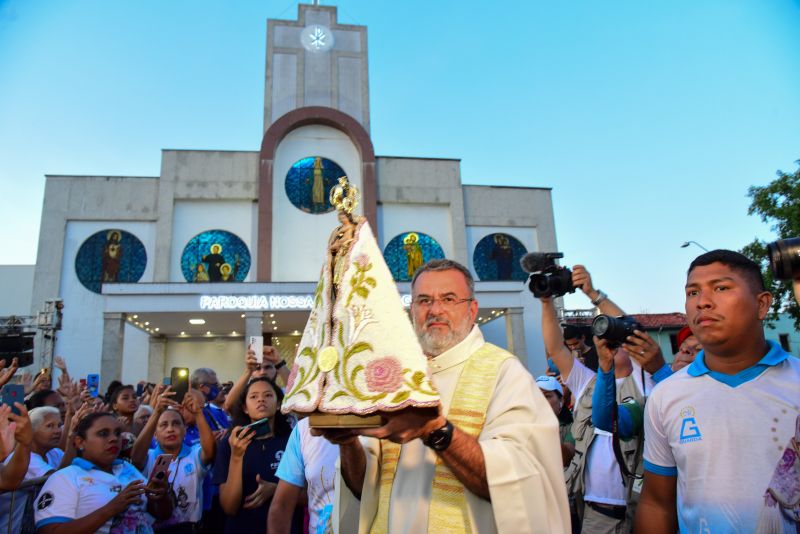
[414, 313, 473, 358]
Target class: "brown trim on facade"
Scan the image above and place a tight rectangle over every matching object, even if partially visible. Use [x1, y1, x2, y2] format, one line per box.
[257, 106, 377, 281]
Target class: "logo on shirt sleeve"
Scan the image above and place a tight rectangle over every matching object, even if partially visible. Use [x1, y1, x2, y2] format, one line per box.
[37, 491, 54, 510]
[679, 406, 703, 444]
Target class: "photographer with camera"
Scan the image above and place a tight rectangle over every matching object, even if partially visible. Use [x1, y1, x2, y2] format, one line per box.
[531, 257, 649, 533]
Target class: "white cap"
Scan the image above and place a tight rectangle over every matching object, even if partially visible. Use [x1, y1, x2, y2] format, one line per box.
[535, 375, 563, 396]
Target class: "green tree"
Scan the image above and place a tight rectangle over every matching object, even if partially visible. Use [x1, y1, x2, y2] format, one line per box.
[741, 160, 800, 330]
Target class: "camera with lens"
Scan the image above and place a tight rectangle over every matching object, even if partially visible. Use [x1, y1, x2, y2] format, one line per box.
[767, 237, 800, 280]
[519, 252, 576, 299]
[591, 314, 642, 348]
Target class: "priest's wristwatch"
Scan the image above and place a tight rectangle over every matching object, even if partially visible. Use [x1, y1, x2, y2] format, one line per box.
[424, 420, 454, 451]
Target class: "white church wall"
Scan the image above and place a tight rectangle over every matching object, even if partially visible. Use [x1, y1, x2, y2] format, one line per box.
[271, 125, 362, 282]
[56, 221, 156, 380]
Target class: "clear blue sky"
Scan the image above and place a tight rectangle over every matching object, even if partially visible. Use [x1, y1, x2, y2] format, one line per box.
[1, 0, 799, 314]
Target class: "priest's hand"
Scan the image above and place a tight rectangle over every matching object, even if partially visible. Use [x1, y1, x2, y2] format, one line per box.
[309, 427, 360, 445]
[359, 407, 444, 444]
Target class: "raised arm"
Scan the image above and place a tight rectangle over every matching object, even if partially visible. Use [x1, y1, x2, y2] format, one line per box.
[591, 338, 641, 439]
[0, 404, 32, 490]
[131, 390, 176, 471]
[572, 265, 626, 316]
[263, 346, 290, 386]
[540, 297, 574, 377]
[185, 389, 216, 465]
[224, 350, 259, 413]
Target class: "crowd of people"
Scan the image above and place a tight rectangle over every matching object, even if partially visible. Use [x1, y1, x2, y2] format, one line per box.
[0, 251, 795, 533]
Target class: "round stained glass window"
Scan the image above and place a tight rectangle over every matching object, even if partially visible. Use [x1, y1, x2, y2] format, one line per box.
[180, 230, 251, 283]
[285, 156, 347, 214]
[74, 229, 147, 293]
[472, 233, 528, 281]
[383, 232, 446, 282]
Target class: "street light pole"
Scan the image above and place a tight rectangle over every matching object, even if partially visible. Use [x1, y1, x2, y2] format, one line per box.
[681, 241, 709, 252]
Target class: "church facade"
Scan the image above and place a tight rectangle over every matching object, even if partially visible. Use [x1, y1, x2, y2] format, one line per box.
[29, 4, 558, 385]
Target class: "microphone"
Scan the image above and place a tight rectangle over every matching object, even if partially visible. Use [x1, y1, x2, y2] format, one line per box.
[520, 252, 563, 273]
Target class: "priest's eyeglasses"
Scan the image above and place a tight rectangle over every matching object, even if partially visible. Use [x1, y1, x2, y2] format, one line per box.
[412, 295, 474, 309]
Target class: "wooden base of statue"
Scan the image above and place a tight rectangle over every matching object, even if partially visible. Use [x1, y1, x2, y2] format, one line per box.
[308, 412, 383, 429]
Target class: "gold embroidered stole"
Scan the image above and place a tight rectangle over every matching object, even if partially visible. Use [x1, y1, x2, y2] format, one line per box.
[370, 343, 512, 534]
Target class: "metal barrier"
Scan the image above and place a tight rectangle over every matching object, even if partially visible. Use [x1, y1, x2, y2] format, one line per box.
[0, 475, 49, 534]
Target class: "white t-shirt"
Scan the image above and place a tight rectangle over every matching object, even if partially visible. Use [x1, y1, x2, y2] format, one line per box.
[144, 443, 208, 526]
[566, 359, 648, 506]
[275, 417, 339, 534]
[644, 342, 800, 532]
[34, 457, 153, 534]
[0, 448, 63, 532]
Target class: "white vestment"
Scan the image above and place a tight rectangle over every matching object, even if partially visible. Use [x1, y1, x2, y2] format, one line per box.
[337, 326, 571, 533]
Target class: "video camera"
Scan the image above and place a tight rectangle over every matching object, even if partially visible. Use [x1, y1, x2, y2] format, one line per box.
[591, 314, 642, 348]
[767, 237, 800, 280]
[520, 252, 576, 299]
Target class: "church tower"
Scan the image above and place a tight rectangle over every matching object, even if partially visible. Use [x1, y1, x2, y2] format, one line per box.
[264, 3, 370, 131]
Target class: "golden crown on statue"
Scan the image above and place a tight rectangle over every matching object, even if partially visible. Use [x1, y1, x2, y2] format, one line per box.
[329, 176, 359, 214]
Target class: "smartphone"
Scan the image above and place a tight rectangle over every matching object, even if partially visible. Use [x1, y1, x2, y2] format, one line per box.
[39, 368, 51, 382]
[136, 383, 144, 397]
[87, 374, 100, 398]
[79, 378, 87, 389]
[162, 377, 171, 386]
[249, 335, 264, 364]
[1, 384, 24, 415]
[148, 453, 172, 483]
[169, 367, 189, 403]
[237, 417, 271, 438]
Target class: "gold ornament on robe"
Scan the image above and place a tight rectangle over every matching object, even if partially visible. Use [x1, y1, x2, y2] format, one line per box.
[282, 176, 440, 428]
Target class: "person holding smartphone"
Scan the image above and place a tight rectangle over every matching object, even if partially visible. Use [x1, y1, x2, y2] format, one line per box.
[0, 406, 73, 532]
[34, 412, 172, 534]
[131, 389, 216, 533]
[213, 378, 294, 534]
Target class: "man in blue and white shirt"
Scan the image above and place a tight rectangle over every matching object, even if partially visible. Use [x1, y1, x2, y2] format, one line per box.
[636, 250, 800, 533]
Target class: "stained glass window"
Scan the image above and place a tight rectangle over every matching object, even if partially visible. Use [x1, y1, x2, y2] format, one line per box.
[383, 232, 445, 281]
[285, 156, 347, 214]
[180, 230, 251, 283]
[74, 229, 147, 294]
[472, 233, 528, 281]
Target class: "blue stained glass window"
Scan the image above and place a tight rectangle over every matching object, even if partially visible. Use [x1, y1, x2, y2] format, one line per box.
[285, 156, 347, 214]
[383, 232, 445, 281]
[74, 229, 147, 294]
[180, 230, 251, 283]
[473, 233, 528, 281]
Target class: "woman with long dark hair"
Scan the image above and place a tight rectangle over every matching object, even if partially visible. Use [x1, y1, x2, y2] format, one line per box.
[34, 411, 172, 534]
[213, 378, 293, 533]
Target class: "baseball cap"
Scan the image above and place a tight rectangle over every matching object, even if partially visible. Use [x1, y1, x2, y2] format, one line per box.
[535, 375, 563, 396]
[676, 325, 694, 348]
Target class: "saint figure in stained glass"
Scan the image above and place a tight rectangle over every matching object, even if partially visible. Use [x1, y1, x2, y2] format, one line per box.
[75, 229, 147, 293]
[202, 243, 226, 282]
[473, 233, 528, 281]
[181, 230, 251, 283]
[102, 230, 122, 282]
[285, 156, 347, 214]
[310, 156, 325, 209]
[194, 264, 210, 282]
[490, 233, 514, 280]
[403, 232, 425, 280]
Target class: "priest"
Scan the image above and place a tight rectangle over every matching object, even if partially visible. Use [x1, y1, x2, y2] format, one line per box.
[324, 259, 571, 533]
